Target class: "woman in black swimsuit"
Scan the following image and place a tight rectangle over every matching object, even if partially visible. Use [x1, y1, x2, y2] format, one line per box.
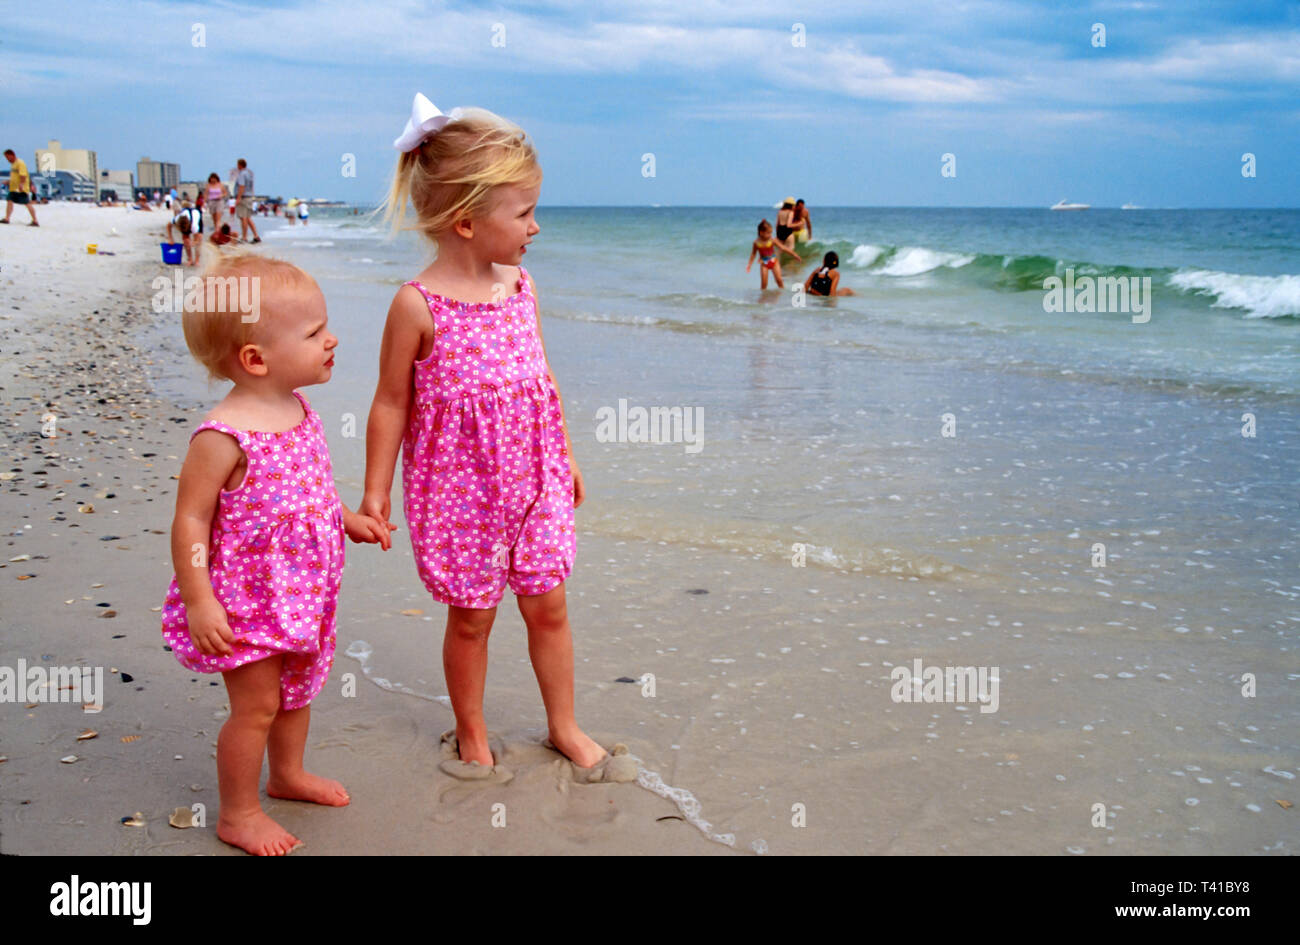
[776, 198, 797, 244]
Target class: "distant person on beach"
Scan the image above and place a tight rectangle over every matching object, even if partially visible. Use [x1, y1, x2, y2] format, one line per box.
[160, 251, 388, 855]
[2, 149, 39, 226]
[747, 219, 799, 289]
[167, 199, 204, 266]
[361, 94, 631, 784]
[792, 198, 811, 241]
[805, 251, 855, 297]
[776, 197, 802, 255]
[206, 173, 227, 230]
[233, 158, 261, 243]
[297, 200, 309, 225]
[133, 191, 152, 211]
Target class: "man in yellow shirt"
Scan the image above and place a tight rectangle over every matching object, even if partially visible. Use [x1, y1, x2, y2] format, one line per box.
[3, 149, 39, 226]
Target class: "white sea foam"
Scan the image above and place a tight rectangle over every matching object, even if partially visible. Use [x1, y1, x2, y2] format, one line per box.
[1168, 269, 1300, 318]
[343, 639, 451, 706]
[878, 246, 976, 276]
[849, 244, 885, 267]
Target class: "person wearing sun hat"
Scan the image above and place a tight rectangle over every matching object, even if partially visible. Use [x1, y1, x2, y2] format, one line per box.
[776, 196, 800, 257]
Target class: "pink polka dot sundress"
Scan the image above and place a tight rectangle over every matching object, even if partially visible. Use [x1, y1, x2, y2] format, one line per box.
[161, 389, 345, 709]
[401, 265, 576, 609]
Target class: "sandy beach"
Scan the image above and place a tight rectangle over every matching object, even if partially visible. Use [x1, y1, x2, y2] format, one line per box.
[0, 204, 735, 855]
[2, 203, 1296, 857]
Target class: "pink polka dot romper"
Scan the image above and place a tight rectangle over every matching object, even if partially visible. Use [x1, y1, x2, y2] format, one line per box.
[161, 389, 345, 710]
[401, 265, 576, 609]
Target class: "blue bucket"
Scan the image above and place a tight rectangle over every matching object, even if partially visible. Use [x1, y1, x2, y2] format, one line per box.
[161, 243, 183, 264]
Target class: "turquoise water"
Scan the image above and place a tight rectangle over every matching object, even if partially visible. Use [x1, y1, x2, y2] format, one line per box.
[280, 205, 1300, 397]
[148, 203, 1300, 616]
[196, 205, 1295, 566]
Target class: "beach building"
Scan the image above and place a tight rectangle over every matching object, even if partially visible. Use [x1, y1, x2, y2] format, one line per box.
[35, 139, 99, 200]
[45, 170, 96, 201]
[137, 157, 180, 192]
[99, 169, 134, 203]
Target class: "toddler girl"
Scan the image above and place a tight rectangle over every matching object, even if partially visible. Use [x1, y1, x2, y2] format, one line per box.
[360, 94, 632, 783]
[161, 250, 387, 855]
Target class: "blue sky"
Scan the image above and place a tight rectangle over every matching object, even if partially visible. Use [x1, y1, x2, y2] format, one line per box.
[4, 0, 1298, 207]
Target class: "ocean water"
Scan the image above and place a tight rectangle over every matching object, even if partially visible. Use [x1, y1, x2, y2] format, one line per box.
[246, 205, 1300, 579]
[144, 206, 1300, 852]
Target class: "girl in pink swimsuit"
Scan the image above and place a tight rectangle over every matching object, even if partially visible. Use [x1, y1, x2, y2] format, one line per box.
[161, 252, 388, 855]
[362, 99, 632, 784]
[206, 173, 227, 229]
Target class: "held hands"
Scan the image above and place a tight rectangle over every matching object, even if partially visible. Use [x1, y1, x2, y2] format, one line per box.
[355, 494, 399, 551]
[186, 598, 235, 657]
[344, 505, 396, 548]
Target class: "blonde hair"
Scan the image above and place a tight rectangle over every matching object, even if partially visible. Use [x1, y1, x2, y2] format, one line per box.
[181, 247, 314, 383]
[377, 106, 541, 246]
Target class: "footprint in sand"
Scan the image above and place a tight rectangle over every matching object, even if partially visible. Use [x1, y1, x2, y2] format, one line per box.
[542, 737, 640, 784]
[437, 729, 514, 784]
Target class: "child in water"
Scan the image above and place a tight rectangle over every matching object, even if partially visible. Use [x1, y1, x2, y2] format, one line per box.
[160, 250, 389, 855]
[805, 251, 855, 297]
[359, 94, 635, 784]
[747, 218, 801, 289]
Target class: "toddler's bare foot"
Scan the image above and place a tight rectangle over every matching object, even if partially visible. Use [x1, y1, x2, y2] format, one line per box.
[217, 810, 302, 856]
[547, 725, 607, 768]
[266, 770, 351, 806]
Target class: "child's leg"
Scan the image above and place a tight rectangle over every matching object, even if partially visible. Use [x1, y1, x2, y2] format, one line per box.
[444, 603, 498, 766]
[773, 259, 786, 288]
[216, 655, 301, 855]
[516, 584, 606, 768]
[760, 266, 769, 290]
[265, 702, 350, 806]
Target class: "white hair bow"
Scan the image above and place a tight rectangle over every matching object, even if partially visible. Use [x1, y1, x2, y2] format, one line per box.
[393, 93, 464, 152]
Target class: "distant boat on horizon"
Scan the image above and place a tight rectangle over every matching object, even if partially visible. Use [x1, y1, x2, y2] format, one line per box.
[1121, 202, 1141, 210]
[1050, 199, 1090, 211]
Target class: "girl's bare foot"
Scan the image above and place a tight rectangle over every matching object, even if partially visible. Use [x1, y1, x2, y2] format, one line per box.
[453, 726, 494, 767]
[217, 810, 302, 856]
[266, 770, 351, 806]
[547, 725, 607, 768]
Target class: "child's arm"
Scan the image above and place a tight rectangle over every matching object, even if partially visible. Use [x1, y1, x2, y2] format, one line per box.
[170, 430, 241, 656]
[360, 286, 425, 548]
[525, 271, 584, 509]
[746, 242, 757, 271]
[775, 234, 801, 259]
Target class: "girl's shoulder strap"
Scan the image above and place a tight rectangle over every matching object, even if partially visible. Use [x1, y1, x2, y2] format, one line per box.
[189, 415, 249, 448]
[516, 265, 531, 297]
[402, 279, 432, 301]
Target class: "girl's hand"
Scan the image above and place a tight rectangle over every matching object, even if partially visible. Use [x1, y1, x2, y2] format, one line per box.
[343, 508, 391, 546]
[569, 459, 585, 509]
[358, 493, 398, 550]
[186, 599, 235, 657]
